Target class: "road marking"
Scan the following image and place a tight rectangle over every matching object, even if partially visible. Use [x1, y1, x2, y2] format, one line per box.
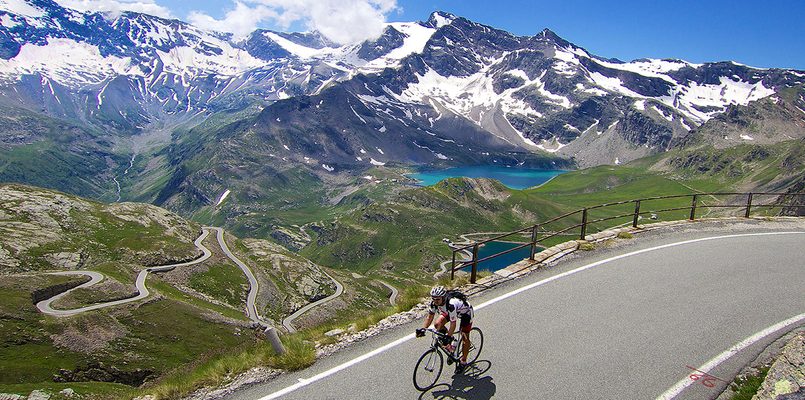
[258, 334, 415, 399]
[685, 365, 728, 388]
[474, 231, 805, 311]
[657, 312, 805, 399]
[256, 231, 805, 400]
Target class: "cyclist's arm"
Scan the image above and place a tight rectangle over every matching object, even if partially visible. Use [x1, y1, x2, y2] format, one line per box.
[422, 312, 434, 329]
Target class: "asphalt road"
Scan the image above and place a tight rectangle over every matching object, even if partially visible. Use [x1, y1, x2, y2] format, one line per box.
[282, 270, 345, 333]
[378, 280, 399, 306]
[225, 225, 805, 400]
[208, 226, 264, 323]
[36, 228, 213, 316]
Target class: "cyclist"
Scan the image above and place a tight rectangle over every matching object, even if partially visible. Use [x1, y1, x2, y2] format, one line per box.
[416, 286, 474, 373]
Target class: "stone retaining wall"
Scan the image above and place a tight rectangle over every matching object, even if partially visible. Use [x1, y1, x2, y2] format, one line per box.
[30, 276, 91, 304]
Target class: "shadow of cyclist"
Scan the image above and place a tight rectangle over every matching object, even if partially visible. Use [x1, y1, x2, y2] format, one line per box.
[418, 360, 495, 400]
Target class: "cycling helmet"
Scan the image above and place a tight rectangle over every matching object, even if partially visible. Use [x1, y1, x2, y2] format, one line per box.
[430, 285, 447, 297]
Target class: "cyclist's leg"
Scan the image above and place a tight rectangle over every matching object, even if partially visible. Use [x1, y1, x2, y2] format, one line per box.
[434, 313, 448, 334]
[459, 315, 472, 364]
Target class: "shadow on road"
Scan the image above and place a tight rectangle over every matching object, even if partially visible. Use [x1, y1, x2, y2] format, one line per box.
[418, 360, 496, 400]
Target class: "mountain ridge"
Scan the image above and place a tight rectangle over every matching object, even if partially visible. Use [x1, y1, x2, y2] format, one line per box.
[1, 0, 804, 214]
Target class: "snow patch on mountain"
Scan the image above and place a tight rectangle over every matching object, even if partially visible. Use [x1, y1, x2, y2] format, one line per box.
[430, 12, 454, 28]
[401, 66, 544, 128]
[1, 13, 20, 27]
[668, 76, 775, 122]
[360, 22, 436, 70]
[262, 31, 333, 59]
[156, 44, 264, 77]
[0, 0, 44, 18]
[594, 58, 693, 83]
[215, 189, 231, 206]
[535, 138, 566, 153]
[588, 72, 644, 98]
[0, 38, 138, 84]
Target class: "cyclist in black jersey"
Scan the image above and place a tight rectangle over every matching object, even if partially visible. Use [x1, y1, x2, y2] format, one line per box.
[416, 286, 474, 372]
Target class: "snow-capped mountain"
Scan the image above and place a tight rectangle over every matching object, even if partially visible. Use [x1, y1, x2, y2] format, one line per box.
[0, 0, 445, 136]
[1, 0, 804, 172]
[241, 12, 805, 168]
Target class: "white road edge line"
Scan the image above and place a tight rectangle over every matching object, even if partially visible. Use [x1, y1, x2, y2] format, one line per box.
[257, 231, 805, 400]
[656, 312, 805, 400]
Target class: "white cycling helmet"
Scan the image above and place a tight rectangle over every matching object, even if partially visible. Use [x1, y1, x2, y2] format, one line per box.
[430, 285, 447, 297]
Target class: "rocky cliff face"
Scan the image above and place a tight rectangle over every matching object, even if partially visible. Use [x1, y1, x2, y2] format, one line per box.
[240, 238, 335, 319]
[752, 332, 805, 400]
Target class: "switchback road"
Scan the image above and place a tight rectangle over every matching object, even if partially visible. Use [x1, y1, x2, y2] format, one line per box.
[208, 226, 264, 323]
[282, 270, 344, 333]
[37, 228, 213, 316]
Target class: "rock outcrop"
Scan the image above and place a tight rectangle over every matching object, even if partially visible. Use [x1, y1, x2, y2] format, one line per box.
[753, 332, 805, 400]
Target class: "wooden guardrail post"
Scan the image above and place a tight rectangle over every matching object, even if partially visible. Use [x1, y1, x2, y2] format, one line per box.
[450, 251, 456, 280]
[529, 224, 539, 261]
[689, 194, 698, 220]
[632, 200, 641, 227]
[470, 243, 479, 284]
[745, 193, 754, 218]
[580, 208, 588, 240]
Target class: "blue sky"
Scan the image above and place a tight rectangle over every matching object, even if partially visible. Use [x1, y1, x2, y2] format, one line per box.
[392, 0, 805, 69]
[61, 0, 805, 69]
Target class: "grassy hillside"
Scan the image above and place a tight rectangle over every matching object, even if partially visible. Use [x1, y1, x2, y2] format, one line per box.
[0, 106, 121, 201]
[0, 184, 352, 398]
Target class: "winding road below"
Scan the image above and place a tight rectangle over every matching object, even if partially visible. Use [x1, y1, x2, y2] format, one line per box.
[282, 270, 344, 333]
[36, 226, 268, 325]
[37, 228, 213, 316]
[207, 226, 263, 323]
[377, 280, 399, 306]
[225, 222, 805, 400]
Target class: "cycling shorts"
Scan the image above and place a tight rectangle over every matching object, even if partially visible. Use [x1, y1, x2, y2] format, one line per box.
[440, 312, 473, 333]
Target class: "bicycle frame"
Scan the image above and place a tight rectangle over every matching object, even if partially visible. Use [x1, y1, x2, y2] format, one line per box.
[424, 328, 460, 361]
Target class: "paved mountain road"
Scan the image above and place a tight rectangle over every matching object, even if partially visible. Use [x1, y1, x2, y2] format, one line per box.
[37, 228, 213, 316]
[225, 225, 805, 400]
[208, 226, 264, 323]
[282, 270, 345, 333]
[37, 227, 271, 326]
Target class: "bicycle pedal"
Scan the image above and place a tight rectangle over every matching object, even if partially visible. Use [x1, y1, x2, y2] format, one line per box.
[446, 358, 453, 365]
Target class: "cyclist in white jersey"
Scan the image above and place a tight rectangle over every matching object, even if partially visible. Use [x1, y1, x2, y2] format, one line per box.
[416, 286, 474, 372]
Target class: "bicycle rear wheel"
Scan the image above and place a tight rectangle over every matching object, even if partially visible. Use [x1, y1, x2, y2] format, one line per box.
[413, 348, 443, 391]
[458, 327, 484, 364]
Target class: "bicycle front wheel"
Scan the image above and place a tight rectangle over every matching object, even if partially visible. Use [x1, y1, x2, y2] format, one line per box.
[459, 327, 484, 364]
[413, 348, 443, 391]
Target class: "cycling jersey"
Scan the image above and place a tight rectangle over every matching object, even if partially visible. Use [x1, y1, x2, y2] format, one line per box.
[429, 297, 473, 323]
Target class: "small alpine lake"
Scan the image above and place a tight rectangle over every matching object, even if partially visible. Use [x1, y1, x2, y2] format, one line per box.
[475, 240, 535, 272]
[407, 165, 567, 190]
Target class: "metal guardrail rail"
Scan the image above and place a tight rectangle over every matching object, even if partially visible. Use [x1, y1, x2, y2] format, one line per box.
[450, 192, 805, 283]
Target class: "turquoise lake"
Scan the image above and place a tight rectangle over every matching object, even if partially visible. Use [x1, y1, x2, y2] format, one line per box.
[407, 166, 566, 190]
[474, 241, 535, 272]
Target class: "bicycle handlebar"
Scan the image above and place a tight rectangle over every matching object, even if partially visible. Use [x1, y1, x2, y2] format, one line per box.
[424, 328, 458, 339]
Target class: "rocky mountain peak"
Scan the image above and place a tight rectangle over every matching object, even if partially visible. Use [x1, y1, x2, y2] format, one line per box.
[425, 11, 457, 29]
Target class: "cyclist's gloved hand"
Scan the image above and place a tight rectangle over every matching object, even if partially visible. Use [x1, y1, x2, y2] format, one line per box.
[415, 328, 425, 338]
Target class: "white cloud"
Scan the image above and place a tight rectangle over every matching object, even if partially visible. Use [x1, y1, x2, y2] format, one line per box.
[56, 0, 174, 19]
[188, 0, 398, 44]
[188, 2, 279, 39]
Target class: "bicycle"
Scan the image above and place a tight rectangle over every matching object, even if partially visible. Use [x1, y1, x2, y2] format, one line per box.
[412, 327, 484, 391]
